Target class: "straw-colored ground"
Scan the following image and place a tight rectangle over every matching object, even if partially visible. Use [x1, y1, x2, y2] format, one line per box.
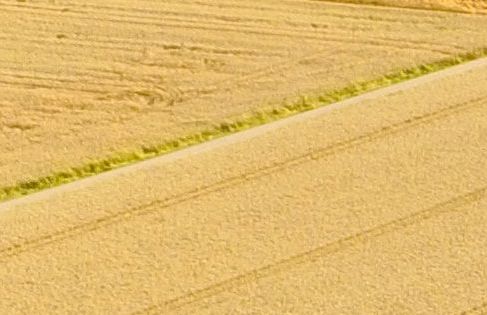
[324, 0, 487, 14]
[0, 58, 486, 314]
[2, 0, 487, 189]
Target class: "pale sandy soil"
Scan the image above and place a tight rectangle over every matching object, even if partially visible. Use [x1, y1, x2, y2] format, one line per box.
[0, 60, 486, 314]
[1, 0, 487, 188]
[323, 0, 487, 14]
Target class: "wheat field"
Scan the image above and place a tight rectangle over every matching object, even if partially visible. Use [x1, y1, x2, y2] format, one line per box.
[1, 1, 487, 314]
[1, 0, 487, 191]
[323, 0, 487, 13]
[1, 56, 486, 314]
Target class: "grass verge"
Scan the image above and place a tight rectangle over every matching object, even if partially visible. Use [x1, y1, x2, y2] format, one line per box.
[1, 48, 486, 203]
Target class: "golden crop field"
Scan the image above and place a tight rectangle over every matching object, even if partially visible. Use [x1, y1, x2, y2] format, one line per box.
[1, 0, 487, 314]
[1, 0, 487, 197]
[324, 0, 487, 13]
[1, 56, 486, 314]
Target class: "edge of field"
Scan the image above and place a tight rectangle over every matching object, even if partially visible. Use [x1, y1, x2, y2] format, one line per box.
[316, 0, 487, 15]
[1, 48, 486, 203]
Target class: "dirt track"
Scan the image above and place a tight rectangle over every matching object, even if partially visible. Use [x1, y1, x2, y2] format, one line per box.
[2, 0, 487, 189]
[0, 59, 486, 314]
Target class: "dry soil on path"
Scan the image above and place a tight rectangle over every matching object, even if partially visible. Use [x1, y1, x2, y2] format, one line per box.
[2, 0, 487, 188]
[0, 58, 486, 314]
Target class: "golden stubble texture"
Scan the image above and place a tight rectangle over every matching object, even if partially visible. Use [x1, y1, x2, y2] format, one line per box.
[1, 0, 487, 188]
[0, 60, 486, 314]
[323, 0, 487, 14]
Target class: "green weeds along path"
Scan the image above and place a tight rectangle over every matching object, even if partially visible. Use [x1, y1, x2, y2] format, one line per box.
[1, 48, 486, 203]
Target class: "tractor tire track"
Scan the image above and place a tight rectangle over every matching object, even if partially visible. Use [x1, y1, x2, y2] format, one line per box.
[0, 93, 484, 263]
[133, 186, 487, 314]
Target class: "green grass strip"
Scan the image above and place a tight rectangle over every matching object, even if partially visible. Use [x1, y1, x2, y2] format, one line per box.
[1, 48, 486, 203]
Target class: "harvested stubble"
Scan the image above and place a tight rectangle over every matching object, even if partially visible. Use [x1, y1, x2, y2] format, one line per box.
[1, 59, 487, 314]
[1, 0, 487, 200]
[322, 0, 487, 14]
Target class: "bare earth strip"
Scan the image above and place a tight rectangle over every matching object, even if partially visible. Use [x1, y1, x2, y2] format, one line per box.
[1, 0, 487, 190]
[0, 58, 486, 314]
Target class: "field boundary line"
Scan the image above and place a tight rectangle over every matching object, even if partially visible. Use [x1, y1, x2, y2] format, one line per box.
[1, 50, 487, 208]
[0, 92, 485, 262]
[1, 49, 486, 204]
[131, 186, 487, 314]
